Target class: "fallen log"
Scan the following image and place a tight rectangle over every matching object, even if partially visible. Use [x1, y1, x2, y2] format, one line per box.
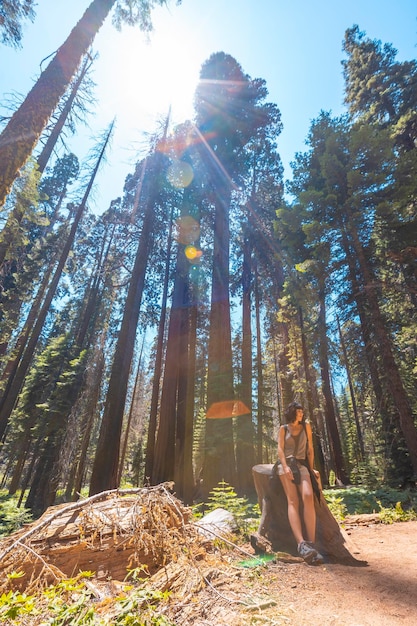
[251, 464, 365, 564]
[0, 484, 207, 591]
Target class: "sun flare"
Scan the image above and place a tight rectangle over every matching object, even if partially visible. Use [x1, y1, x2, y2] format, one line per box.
[96, 16, 203, 132]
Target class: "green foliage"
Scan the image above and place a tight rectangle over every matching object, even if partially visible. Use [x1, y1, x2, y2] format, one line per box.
[328, 470, 336, 487]
[323, 486, 417, 520]
[348, 460, 383, 489]
[112, 0, 178, 34]
[324, 493, 348, 521]
[0, 492, 32, 537]
[0, 589, 38, 620]
[0, 572, 174, 625]
[0, 0, 36, 48]
[2, 159, 43, 237]
[377, 500, 416, 524]
[110, 586, 173, 625]
[193, 480, 258, 535]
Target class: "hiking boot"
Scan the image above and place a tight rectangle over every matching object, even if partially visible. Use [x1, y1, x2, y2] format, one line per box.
[312, 551, 325, 565]
[297, 541, 317, 563]
[305, 541, 324, 565]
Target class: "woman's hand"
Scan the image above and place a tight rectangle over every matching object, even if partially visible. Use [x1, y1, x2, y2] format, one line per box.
[284, 464, 293, 480]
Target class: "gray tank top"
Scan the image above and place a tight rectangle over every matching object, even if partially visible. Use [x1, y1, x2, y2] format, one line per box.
[284, 425, 307, 460]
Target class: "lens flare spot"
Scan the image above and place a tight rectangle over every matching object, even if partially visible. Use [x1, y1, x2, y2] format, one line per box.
[175, 215, 200, 245]
[189, 264, 201, 283]
[185, 245, 203, 260]
[206, 400, 251, 419]
[167, 160, 194, 188]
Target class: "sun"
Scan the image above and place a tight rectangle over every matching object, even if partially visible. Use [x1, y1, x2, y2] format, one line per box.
[80, 7, 208, 209]
[94, 11, 204, 133]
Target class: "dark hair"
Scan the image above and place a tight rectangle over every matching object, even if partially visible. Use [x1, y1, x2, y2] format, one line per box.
[284, 401, 304, 424]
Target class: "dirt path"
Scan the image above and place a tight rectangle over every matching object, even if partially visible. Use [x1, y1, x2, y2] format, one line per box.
[260, 520, 417, 625]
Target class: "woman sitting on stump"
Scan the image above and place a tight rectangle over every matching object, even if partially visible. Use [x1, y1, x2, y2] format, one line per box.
[277, 401, 323, 564]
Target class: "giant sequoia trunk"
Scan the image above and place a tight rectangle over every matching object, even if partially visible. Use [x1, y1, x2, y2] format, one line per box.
[183, 296, 198, 504]
[151, 185, 196, 497]
[0, 0, 115, 209]
[337, 315, 365, 459]
[298, 307, 327, 482]
[254, 262, 265, 463]
[341, 227, 393, 461]
[70, 340, 106, 499]
[204, 180, 236, 494]
[152, 260, 190, 487]
[276, 321, 293, 409]
[235, 230, 255, 495]
[144, 212, 173, 483]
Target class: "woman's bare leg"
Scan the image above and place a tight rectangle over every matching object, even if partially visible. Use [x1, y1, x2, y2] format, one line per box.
[279, 474, 304, 544]
[300, 473, 316, 543]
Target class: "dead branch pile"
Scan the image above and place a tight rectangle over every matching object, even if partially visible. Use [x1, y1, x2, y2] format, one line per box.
[0, 485, 327, 624]
[149, 556, 279, 626]
[0, 484, 211, 592]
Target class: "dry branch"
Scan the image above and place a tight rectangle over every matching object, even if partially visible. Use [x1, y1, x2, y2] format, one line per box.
[0, 484, 204, 591]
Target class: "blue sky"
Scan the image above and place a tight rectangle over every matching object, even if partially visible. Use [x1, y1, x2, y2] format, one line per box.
[1, 0, 416, 211]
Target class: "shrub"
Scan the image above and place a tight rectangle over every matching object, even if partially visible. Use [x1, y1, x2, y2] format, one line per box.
[323, 486, 417, 520]
[193, 480, 258, 535]
[0, 493, 32, 537]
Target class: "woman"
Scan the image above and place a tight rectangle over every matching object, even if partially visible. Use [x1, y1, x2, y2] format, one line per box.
[277, 401, 323, 564]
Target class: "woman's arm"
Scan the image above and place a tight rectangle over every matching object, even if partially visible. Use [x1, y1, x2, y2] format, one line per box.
[305, 421, 315, 468]
[278, 425, 291, 476]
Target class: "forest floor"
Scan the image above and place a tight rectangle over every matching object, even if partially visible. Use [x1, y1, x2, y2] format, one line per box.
[1, 492, 417, 625]
[160, 517, 417, 626]
[226, 518, 417, 626]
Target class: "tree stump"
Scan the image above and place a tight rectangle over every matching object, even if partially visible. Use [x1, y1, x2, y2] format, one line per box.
[251, 464, 364, 564]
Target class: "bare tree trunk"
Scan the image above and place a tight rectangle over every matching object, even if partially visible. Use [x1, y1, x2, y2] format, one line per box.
[271, 333, 282, 425]
[342, 229, 390, 427]
[118, 334, 146, 483]
[36, 54, 94, 174]
[89, 153, 161, 495]
[8, 429, 32, 495]
[276, 321, 293, 409]
[89, 219, 150, 491]
[183, 296, 198, 504]
[173, 297, 191, 500]
[71, 342, 106, 499]
[0, 0, 115, 208]
[298, 307, 327, 482]
[152, 249, 189, 485]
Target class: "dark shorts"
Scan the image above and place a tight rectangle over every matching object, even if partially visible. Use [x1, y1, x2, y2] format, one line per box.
[277, 460, 310, 479]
